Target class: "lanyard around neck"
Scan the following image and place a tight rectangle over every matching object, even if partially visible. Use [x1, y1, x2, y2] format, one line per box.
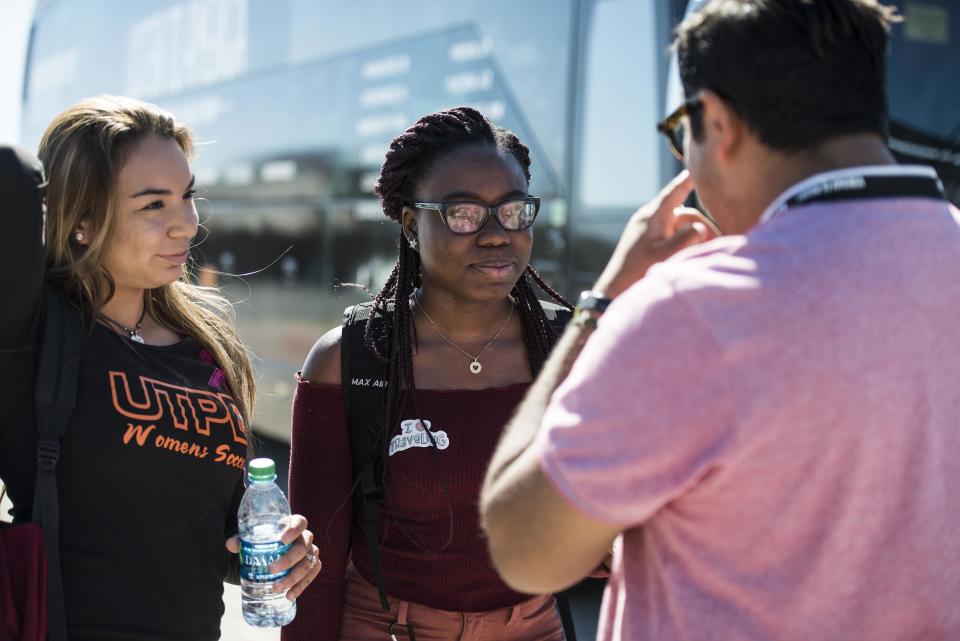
[777, 173, 945, 216]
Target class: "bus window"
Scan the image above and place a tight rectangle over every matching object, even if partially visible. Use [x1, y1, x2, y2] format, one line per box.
[887, 0, 960, 204]
[286, 0, 575, 180]
[577, 0, 665, 210]
[564, 0, 673, 294]
[21, 0, 584, 439]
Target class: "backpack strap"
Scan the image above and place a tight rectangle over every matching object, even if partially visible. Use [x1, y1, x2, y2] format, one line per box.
[340, 301, 392, 611]
[32, 286, 82, 641]
[538, 300, 572, 335]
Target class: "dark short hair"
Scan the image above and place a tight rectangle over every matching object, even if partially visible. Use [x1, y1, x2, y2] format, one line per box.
[675, 0, 901, 151]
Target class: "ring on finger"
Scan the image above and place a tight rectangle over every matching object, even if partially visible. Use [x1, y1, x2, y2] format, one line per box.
[304, 553, 319, 569]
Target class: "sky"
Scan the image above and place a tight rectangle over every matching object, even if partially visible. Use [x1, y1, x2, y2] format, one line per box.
[0, 0, 37, 145]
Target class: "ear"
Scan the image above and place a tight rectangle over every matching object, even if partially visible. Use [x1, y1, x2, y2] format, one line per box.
[74, 219, 94, 246]
[401, 205, 419, 249]
[698, 89, 746, 163]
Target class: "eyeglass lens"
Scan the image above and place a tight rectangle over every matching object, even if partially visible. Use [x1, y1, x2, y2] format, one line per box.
[670, 119, 687, 159]
[445, 199, 537, 233]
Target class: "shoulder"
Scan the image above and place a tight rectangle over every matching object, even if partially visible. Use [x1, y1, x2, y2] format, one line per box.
[301, 325, 342, 386]
[302, 300, 393, 385]
[643, 235, 765, 299]
[0, 145, 44, 190]
[598, 272, 716, 355]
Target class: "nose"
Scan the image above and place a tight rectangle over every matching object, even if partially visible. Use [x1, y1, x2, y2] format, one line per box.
[476, 211, 511, 246]
[170, 198, 199, 240]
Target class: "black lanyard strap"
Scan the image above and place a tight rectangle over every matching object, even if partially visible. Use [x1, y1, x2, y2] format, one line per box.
[783, 173, 945, 210]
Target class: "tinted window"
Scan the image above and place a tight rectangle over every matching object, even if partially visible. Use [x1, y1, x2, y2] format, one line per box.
[22, 0, 590, 438]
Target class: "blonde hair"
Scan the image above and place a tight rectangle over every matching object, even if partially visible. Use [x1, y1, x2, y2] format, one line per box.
[38, 95, 255, 427]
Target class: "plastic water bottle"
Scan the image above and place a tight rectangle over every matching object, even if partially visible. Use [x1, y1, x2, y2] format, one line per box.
[238, 458, 297, 626]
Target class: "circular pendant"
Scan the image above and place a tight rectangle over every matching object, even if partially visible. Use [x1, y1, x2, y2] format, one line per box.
[130, 334, 145, 344]
[469, 360, 482, 374]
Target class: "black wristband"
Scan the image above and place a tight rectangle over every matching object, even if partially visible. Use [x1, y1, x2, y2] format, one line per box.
[576, 290, 613, 314]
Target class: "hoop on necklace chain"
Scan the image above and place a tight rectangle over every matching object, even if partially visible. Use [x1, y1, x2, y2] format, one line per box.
[99, 305, 147, 344]
[413, 294, 513, 375]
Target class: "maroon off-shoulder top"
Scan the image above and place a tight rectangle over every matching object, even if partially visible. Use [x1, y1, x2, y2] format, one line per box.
[281, 376, 533, 641]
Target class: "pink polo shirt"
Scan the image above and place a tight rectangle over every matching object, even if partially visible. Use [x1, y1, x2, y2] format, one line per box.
[536, 166, 960, 641]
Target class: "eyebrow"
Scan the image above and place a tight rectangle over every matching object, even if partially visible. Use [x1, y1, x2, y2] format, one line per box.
[130, 175, 195, 198]
[438, 189, 526, 202]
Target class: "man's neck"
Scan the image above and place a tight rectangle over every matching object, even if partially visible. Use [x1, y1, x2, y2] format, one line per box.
[735, 134, 898, 233]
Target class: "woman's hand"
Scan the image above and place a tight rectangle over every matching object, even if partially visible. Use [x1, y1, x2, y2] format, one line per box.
[225, 514, 322, 600]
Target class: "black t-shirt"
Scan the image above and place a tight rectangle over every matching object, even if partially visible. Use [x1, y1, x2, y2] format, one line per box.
[0, 146, 247, 640]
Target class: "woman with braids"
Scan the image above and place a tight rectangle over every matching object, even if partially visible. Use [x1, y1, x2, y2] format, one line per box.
[0, 96, 319, 640]
[285, 106, 574, 641]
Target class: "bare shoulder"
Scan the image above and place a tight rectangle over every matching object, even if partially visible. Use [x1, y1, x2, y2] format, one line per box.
[300, 325, 342, 386]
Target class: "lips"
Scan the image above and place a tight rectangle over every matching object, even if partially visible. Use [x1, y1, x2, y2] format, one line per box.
[158, 250, 190, 265]
[471, 259, 517, 279]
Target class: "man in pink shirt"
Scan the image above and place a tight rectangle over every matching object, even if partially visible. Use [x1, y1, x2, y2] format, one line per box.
[481, 1, 960, 640]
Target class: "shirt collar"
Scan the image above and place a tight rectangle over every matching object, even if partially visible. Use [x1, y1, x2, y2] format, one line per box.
[759, 164, 941, 225]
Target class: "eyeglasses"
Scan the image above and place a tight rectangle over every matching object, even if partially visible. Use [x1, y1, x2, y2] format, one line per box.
[413, 197, 540, 234]
[656, 97, 703, 160]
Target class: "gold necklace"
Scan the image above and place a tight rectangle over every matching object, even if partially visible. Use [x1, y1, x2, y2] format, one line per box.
[414, 295, 514, 375]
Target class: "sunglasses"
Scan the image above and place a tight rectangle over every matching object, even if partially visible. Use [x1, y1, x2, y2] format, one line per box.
[413, 196, 540, 234]
[656, 96, 703, 160]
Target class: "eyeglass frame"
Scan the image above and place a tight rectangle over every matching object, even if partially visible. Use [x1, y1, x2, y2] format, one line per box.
[412, 196, 541, 234]
[656, 96, 704, 160]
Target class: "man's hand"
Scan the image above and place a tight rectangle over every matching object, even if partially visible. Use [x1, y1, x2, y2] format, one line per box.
[593, 171, 719, 298]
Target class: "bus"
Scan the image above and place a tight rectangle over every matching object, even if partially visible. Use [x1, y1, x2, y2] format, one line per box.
[21, 0, 960, 444]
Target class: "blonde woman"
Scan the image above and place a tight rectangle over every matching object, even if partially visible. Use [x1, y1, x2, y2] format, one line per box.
[0, 96, 319, 640]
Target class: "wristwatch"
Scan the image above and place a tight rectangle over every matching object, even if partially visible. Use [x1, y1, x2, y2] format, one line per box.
[571, 290, 613, 328]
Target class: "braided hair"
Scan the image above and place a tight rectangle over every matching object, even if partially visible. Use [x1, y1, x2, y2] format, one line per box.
[369, 106, 571, 448]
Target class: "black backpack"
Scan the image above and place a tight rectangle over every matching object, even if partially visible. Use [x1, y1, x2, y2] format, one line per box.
[35, 288, 83, 641]
[2, 287, 83, 641]
[339, 299, 579, 635]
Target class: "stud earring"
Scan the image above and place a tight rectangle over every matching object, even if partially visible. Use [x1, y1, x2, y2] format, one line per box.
[75, 231, 84, 242]
[408, 237, 418, 250]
